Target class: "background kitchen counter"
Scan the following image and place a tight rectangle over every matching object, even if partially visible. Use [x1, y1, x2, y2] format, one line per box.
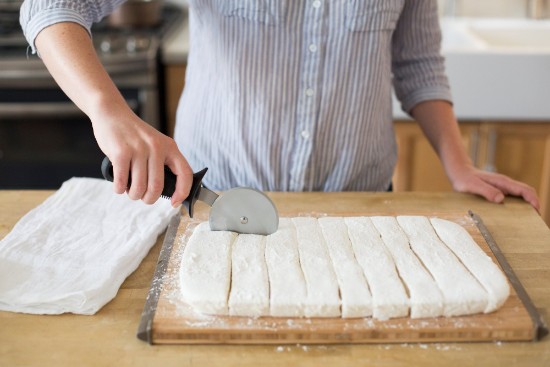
[162, 17, 189, 64]
[0, 190, 548, 366]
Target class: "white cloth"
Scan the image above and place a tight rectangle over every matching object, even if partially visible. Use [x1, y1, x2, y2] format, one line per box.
[0, 178, 178, 315]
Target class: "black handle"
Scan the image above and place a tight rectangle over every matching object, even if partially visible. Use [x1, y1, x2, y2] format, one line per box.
[101, 156, 208, 218]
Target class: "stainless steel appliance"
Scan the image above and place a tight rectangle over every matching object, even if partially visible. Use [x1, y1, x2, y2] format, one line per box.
[0, 1, 183, 188]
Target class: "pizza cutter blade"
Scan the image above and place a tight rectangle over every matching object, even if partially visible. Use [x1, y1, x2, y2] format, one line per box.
[101, 157, 279, 235]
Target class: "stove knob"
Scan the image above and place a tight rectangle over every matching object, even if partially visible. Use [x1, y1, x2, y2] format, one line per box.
[126, 36, 137, 53]
[100, 38, 111, 53]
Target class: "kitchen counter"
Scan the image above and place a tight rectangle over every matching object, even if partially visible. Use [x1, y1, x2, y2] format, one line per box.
[1, 190, 549, 366]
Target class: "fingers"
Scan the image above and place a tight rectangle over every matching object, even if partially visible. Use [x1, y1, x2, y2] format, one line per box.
[454, 175, 505, 204]
[111, 155, 130, 195]
[108, 141, 192, 206]
[165, 150, 193, 208]
[453, 168, 541, 212]
[127, 156, 148, 201]
[480, 173, 541, 212]
[141, 154, 165, 205]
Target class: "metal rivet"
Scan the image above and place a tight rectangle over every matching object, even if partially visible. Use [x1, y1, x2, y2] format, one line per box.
[240, 216, 248, 224]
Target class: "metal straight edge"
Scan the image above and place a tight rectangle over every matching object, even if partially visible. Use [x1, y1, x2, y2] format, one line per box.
[137, 212, 182, 344]
[469, 210, 549, 341]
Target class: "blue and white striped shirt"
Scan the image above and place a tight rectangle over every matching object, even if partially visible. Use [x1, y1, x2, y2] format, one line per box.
[21, 0, 452, 192]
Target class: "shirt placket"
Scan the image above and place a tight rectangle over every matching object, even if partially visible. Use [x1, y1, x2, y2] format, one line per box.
[289, 0, 324, 191]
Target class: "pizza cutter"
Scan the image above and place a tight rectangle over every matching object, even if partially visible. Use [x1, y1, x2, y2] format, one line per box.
[101, 157, 279, 235]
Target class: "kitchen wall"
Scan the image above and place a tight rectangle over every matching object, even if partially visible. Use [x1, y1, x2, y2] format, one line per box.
[165, 0, 188, 7]
[438, 0, 537, 17]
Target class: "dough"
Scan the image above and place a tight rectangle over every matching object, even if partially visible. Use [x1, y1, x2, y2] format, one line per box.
[345, 217, 409, 320]
[264, 218, 307, 317]
[179, 216, 509, 320]
[179, 222, 236, 315]
[318, 217, 373, 318]
[430, 218, 510, 313]
[292, 217, 340, 317]
[228, 234, 269, 317]
[371, 216, 444, 318]
[397, 216, 488, 317]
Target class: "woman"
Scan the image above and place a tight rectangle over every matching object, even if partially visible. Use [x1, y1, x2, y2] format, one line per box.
[20, 0, 539, 210]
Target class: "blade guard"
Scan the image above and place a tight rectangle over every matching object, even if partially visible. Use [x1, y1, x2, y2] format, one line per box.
[182, 168, 208, 218]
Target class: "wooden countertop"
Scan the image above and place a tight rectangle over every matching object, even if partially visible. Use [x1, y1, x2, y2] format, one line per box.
[1, 190, 549, 366]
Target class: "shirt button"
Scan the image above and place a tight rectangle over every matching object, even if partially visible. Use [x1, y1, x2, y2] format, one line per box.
[312, 0, 321, 9]
[301, 130, 310, 139]
[309, 44, 318, 52]
[305, 88, 314, 97]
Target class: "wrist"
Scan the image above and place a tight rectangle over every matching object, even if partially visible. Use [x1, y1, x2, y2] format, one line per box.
[441, 150, 475, 183]
[87, 92, 134, 126]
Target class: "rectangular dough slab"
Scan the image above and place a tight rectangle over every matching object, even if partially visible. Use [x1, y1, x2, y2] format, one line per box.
[228, 234, 269, 317]
[371, 216, 443, 319]
[430, 217, 510, 313]
[265, 218, 307, 317]
[397, 216, 488, 317]
[345, 217, 409, 320]
[318, 217, 373, 318]
[179, 223, 236, 315]
[292, 217, 341, 317]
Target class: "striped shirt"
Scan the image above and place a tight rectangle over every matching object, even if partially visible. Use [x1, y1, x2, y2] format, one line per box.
[21, 0, 452, 192]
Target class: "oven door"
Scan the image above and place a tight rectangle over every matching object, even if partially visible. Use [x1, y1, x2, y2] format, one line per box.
[0, 88, 139, 189]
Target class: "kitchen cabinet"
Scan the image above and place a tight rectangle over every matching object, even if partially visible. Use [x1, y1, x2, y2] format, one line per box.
[393, 120, 550, 226]
[164, 64, 186, 138]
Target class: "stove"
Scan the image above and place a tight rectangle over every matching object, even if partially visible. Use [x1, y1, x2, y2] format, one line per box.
[0, 2, 183, 89]
[0, 1, 185, 189]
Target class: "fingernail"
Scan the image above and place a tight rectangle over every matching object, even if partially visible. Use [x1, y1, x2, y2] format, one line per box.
[495, 193, 505, 203]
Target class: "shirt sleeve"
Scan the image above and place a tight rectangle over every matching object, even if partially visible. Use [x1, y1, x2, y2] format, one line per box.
[391, 0, 453, 114]
[20, 0, 126, 54]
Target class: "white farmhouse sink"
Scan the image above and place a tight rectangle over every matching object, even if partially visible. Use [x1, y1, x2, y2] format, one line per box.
[471, 27, 550, 50]
[393, 18, 550, 121]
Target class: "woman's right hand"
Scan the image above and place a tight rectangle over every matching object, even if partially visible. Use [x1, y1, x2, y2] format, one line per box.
[90, 101, 193, 207]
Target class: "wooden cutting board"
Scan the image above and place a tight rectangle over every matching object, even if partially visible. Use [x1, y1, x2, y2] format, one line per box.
[137, 210, 547, 345]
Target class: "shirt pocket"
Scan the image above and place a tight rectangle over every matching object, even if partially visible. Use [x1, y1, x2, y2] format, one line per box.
[220, 0, 286, 26]
[345, 0, 404, 32]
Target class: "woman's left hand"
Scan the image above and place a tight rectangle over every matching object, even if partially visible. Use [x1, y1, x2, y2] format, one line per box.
[448, 164, 540, 212]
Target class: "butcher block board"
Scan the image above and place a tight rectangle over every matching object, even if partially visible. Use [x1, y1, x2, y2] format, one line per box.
[137, 210, 547, 345]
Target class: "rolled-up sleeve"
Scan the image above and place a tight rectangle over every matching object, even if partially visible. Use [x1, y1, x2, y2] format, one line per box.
[20, 0, 125, 53]
[391, 0, 453, 114]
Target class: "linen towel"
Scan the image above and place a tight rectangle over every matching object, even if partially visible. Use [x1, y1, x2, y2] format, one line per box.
[0, 177, 178, 315]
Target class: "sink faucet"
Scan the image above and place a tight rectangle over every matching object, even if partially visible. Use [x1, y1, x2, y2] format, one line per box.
[528, 0, 549, 19]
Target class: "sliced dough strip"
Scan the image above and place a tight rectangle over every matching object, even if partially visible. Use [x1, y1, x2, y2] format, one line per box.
[397, 216, 488, 317]
[179, 222, 236, 315]
[371, 216, 444, 318]
[345, 217, 409, 320]
[318, 217, 373, 318]
[430, 217, 510, 313]
[292, 217, 341, 317]
[228, 234, 270, 317]
[265, 218, 307, 317]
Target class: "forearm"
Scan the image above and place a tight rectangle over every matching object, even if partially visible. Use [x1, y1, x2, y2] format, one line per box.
[34, 21, 192, 205]
[410, 100, 472, 179]
[410, 100, 539, 210]
[35, 22, 133, 124]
